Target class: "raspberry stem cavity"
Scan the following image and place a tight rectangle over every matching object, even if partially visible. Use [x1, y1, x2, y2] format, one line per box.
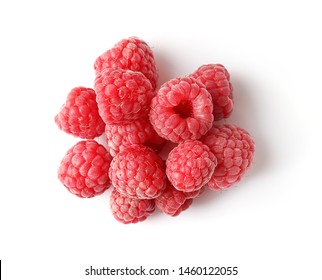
[173, 100, 193, 119]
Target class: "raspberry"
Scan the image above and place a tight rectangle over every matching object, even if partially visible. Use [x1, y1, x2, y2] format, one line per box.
[155, 183, 203, 216]
[190, 64, 233, 121]
[149, 77, 214, 143]
[95, 68, 154, 125]
[200, 124, 255, 190]
[105, 117, 165, 157]
[166, 140, 217, 192]
[109, 144, 167, 199]
[94, 36, 158, 89]
[55, 87, 105, 139]
[58, 140, 112, 198]
[110, 188, 155, 224]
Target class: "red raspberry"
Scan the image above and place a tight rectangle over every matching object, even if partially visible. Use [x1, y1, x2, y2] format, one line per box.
[190, 64, 233, 121]
[166, 140, 217, 192]
[55, 87, 105, 139]
[149, 77, 214, 143]
[155, 184, 203, 216]
[200, 124, 255, 190]
[58, 140, 112, 198]
[94, 37, 158, 89]
[110, 188, 155, 224]
[95, 68, 154, 125]
[109, 144, 167, 199]
[105, 117, 165, 157]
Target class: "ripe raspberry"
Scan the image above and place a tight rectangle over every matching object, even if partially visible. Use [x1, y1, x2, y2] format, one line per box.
[58, 140, 112, 198]
[110, 188, 155, 224]
[94, 36, 158, 89]
[109, 144, 167, 199]
[166, 140, 217, 192]
[95, 68, 154, 125]
[105, 117, 165, 157]
[149, 77, 214, 143]
[55, 87, 105, 139]
[155, 183, 203, 216]
[200, 124, 255, 190]
[190, 64, 233, 121]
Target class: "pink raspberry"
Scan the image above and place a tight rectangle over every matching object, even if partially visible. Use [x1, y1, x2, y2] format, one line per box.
[58, 140, 112, 198]
[166, 140, 217, 192]
[95, 68, 154, 125]
[155, 183, 203, 216]
[105, 117, 165, 157]
[200, 124, 255, 190]
[149, 77, 214, 143]
[190, 64, 233, 121]
[94, 36, 158, 89]
[109, 144, 167, 199]
[55, 87, 105, 139]
[110, 189, 155, 224]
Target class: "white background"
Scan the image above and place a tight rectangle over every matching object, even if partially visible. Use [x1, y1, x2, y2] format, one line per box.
[0, 0, 321, 279]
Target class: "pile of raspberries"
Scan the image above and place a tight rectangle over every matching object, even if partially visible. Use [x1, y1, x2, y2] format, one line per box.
[55, 36, 255, 224]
